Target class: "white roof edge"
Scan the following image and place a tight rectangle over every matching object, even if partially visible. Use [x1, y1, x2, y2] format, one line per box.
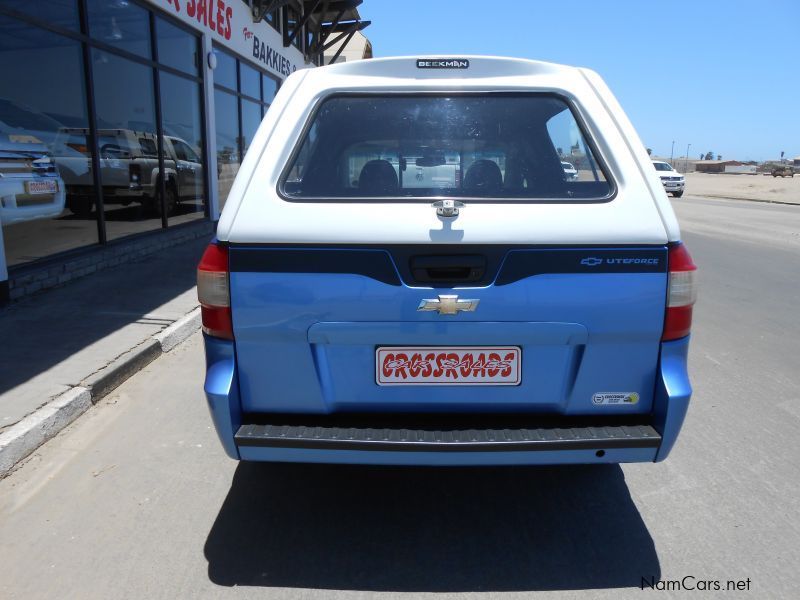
[314, 54, 583, 78]
[578, 67, 681, 242]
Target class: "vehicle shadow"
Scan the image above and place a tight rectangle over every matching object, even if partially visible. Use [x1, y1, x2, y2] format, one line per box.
[204, 462, 660, 592]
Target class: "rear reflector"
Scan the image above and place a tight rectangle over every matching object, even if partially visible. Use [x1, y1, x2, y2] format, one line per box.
[662, 243, 697, 341]
[198, 243, 233, 340]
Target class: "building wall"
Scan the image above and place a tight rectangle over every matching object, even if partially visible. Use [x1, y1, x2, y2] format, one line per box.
[0, 0, 308, 303]
[696, 164, 726, 173]
[325, 31, 372, 64]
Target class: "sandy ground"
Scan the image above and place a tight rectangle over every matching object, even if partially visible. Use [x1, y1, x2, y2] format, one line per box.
[683, 172, 800, 204]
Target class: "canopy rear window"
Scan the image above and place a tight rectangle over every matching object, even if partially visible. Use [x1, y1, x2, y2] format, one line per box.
[280, 94, 613, 201]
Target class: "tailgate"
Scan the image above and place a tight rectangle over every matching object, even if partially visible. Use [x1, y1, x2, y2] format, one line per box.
[229, 245, 667, 416]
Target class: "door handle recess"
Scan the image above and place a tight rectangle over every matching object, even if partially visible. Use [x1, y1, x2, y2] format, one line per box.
[410, 255, 486, 283]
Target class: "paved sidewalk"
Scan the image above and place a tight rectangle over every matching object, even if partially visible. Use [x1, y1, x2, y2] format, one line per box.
[0, 236, 207, 438]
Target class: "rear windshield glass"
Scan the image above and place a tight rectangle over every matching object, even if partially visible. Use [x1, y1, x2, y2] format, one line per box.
[280, 94, 612, 201]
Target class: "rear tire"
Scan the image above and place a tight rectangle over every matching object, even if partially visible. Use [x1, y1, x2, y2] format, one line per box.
[67, 196, 94, 217]
[153, 183, 177, 217]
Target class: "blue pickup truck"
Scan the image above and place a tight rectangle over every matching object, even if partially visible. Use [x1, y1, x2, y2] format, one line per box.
[198, 56, 697, 466]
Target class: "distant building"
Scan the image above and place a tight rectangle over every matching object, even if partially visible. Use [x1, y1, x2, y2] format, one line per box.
[794, 156, 800, 167]
[325, 31, 373, 64]
[695, 160, 752, 174]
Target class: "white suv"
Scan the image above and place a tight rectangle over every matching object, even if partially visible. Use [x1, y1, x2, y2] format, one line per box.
[652, 161, 685, 197]
[561, 161, 579, 181]
[0, 138, 65, 225]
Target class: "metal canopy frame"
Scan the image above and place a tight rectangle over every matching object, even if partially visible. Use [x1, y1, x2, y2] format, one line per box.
[250, 0, 293, 24]
[250, 0, 370, 64]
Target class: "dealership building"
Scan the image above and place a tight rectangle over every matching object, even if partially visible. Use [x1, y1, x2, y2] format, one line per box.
[0, 0, 370, 302]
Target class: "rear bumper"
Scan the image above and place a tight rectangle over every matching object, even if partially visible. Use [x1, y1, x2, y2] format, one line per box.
[234, 419, 660, 465]
[202, 335, 691, 465]
[0, 178, 66, 224]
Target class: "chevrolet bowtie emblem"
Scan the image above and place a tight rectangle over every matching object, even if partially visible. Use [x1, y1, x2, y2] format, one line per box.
[417, 294, 480, 315]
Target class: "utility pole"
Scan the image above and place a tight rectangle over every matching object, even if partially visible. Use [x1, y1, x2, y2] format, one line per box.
[685, 143, 691, 173]
[670, 140, 675, 166]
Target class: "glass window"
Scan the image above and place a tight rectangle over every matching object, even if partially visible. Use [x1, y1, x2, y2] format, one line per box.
[156, 16, 199, 75]
[171, 138, 198, 162]
[0, 14, 96, 267]
[87, 0, 151, 59]
[160, 71, 205, 224]
[213, 48, 236, 90]
[214, 89, 239, 210]
[239, 62, 260, 100]
[0, 0, 79, 30]
[265, 9, 279, 32]
[241, 99, 261, 156]
[282, 95, 612, 201]
[138, 137, 158, 157]
[262, 75, 278, 104]
[92, 48, 164, 238]
[212, 47, 274, 213]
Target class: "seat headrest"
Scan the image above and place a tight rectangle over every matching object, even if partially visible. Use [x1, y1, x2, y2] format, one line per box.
[358, 159, 398, 195]
[463, 159, 503, 194]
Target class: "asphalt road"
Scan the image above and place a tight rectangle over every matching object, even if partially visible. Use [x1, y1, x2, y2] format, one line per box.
[1, 195, 799, 599]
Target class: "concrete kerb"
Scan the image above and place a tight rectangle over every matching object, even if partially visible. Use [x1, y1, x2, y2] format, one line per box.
[81, 339, 162, 401]
[155, 307, 201, 352]
[691, 193, 800, 207]
[0, 307, 202, 478]
[0, 387, 91, 477]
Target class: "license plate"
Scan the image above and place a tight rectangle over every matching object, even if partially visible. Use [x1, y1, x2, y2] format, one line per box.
[376, 346, 521, 386]
[25, 180, 58, 195]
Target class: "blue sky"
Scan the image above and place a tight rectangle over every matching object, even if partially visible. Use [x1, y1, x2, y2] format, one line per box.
[359, 0, 799, 161]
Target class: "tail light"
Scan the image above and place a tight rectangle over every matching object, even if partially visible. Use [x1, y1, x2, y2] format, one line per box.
[198, 243, 233, 340]
[129, 163, 142, 186]
[662, 242, 697, 341]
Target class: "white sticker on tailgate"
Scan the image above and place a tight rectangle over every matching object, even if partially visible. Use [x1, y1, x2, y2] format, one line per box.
[376, 346, 521, 386]
[592, 392, 640, 405]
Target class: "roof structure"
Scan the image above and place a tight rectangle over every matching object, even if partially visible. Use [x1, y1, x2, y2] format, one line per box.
[694, 160, 743, 165]
[248, 0, 371, 64]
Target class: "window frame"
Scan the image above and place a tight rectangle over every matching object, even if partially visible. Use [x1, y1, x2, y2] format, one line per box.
[212, 45, 279, 168]
[277, 92, 618, 205]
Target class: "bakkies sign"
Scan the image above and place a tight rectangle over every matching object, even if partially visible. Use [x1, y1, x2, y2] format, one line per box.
[148, 0, 302, 79]
[244, 29, 296, 76]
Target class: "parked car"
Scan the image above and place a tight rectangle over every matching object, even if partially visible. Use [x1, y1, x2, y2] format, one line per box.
[0, 137, 65, 225]
[561, 161, 579, 181]
[54, 128, 203, 216]
[771, 165, 794, 178]
[652, 161, 685, 197]
[199, 56, 697, 467]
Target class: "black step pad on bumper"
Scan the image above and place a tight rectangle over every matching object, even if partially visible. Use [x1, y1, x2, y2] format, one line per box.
[235, 421, 661, 452]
